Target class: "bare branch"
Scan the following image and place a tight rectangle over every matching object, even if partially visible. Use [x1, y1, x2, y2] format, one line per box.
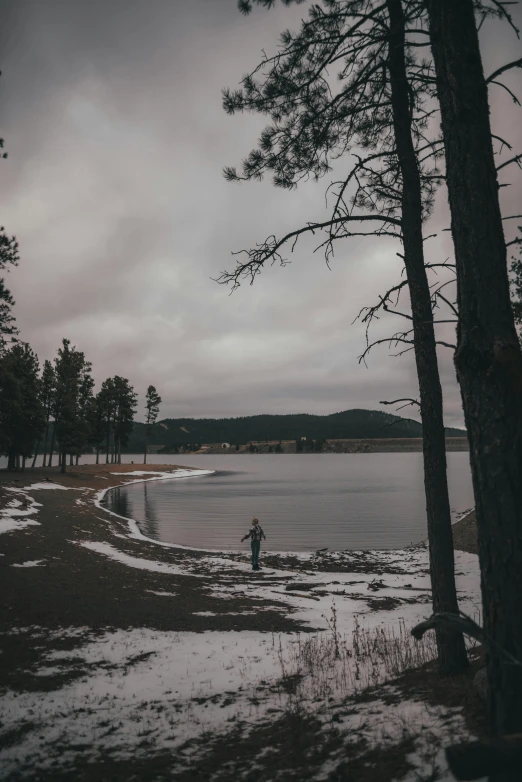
[486, 57, 522, 84]
[433, 290, 458, 317]
[217, 213, 402, 289]
[436, 341, 457, 349]
[380, 397, 420, 407]
[497, 153, 522, 172]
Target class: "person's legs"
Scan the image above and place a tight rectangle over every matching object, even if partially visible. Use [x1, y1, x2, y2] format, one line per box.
[251, 540, 256, 569]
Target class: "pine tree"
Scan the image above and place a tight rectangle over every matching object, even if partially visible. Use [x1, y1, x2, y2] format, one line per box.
[426, 0, 522, 739]
[0, 97, 20, 353]
[53, 339, 93, 473]
[0, 343, 45, 469]
[144, 385, 162, 464]
[37, 360, 55, 468]
[221, 0, 467, 673]
[112, 376, 138, 464]
[88, 392, 108, 464]
[0, 278, 18, 354]
[98, 378, 116, 464]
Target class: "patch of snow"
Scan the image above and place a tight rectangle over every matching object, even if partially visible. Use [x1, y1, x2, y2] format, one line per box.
[0, 623, 483, 780]
[108, 468, 215, 481]
[12, 560, 46, 568]
[78, 540, 200, 577]
[0, 493, 41, 535]
[24, 483, 79, 491]
[147, 590, 177, 597]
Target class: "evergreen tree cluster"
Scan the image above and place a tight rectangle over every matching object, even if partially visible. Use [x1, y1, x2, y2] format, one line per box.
[0, 336, 157, 473]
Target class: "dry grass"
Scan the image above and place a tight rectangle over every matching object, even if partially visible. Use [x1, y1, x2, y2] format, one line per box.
[277, 607, 445, 708]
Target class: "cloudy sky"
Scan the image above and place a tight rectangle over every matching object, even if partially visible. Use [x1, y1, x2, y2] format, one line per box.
[1, 0, 521, 425]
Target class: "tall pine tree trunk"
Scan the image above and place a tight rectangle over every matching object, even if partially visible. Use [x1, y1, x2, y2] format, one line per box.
[70, 454, 73, 467]
[75, 454, 79, 466]
[48, 425, 56, 467]
[427, 0, 522, 741]
[61, 451, 67, 473]
[42, 416, 50, 468]
[96, 448, 100, 465]
[387, 0, 467, 674]
[31, 441, 40, 468]
[144, 425, 148, 465]
[105, 424, 110, 464]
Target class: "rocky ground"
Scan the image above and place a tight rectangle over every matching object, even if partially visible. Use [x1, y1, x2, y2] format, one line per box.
[0, 464, 486, 781]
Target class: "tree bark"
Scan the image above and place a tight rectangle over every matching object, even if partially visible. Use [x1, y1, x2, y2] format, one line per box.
[48, 425, 55, 467]
[144, 425, 148, 465]
[105, 422, 110, 464]
[42, 416, 50, 468]
[61, 451, 66, 473]
[426, 0, 522, 743]
[386, 0, 467, 674]
[96, 448, 100, 465]
[31, 442, 40, 468]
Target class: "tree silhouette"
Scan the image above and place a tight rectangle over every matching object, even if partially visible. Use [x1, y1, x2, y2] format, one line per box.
[0, 343, 45, 470]
[220, 0, 467, 673]
[144, 385, 162, 464]
[426, 0, 522, 739]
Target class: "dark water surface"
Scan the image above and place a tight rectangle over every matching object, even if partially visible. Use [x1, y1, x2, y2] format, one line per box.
[102, 453, 474, 551]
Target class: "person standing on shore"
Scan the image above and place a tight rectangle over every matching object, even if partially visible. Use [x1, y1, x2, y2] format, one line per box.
[241, 517, 266, 571]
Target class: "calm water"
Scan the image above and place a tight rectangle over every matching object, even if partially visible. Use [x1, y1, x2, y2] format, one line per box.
[101, 453, 475, 551]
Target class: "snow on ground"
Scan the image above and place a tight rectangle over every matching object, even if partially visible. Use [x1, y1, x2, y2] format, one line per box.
[0, 627, 297, 775]
[109, 468, 215, 481]
[78, 541, 202, 577]
[23, 482, 80, 491]
[11, 560, 46, 568]
[0, 473, 484, 779]
[0, 615, 484, 780]
[0, 493, 42, 535]
[196, 546, 481, 636]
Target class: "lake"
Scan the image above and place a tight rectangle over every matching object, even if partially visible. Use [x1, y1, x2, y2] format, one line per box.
[99, 453, 475, 551]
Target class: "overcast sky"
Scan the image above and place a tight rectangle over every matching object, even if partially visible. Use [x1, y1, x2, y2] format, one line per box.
[1, 0, 521, 425]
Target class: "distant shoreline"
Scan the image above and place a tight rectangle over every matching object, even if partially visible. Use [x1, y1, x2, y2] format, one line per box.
[189, 437, 470, 455]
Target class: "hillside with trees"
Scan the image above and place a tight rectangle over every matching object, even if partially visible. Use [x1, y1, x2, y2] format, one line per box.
[125, 409, 465, 452]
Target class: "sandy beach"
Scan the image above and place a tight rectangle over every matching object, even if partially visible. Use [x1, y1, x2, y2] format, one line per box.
[0, 464, 486, 781]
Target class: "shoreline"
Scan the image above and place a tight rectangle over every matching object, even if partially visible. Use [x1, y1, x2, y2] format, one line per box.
[0, 463, 484, 780]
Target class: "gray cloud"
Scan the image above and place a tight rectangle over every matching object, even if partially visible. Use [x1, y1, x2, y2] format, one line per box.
[1, 0, 521, 426]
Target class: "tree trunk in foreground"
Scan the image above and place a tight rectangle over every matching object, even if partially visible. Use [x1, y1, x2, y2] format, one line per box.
[61, 451, 66, 474]
[31, 442, 40, 468]
[387, 0, 468, 675]
[427, 0, 522, 744]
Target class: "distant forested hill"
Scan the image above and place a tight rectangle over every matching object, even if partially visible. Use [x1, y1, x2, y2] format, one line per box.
[124, 409, 465, 452]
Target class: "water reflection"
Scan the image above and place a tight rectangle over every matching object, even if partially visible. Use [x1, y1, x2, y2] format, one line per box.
[105, 486, 134, 522]
[141, 482, 160, 540]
